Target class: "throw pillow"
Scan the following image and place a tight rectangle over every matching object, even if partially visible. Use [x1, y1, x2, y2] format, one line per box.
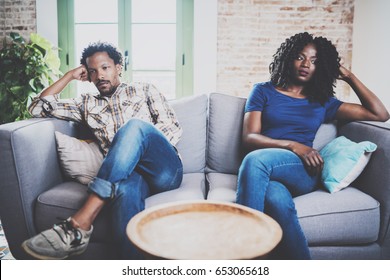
[55, 131, 104, 185]
[319, 136, 377, 193]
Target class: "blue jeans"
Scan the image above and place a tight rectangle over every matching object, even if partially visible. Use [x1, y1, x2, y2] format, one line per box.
[88, 119, 183, 259]
[236, 148, 318, 259]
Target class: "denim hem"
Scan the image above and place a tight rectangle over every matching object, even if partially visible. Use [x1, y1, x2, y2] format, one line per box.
[88, 177, 116, 199]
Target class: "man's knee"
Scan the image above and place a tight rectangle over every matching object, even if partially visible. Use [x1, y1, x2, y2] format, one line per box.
[120, 119, 155, 137]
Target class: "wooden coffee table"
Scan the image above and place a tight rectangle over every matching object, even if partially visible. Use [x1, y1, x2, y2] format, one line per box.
[126, 200, 282, 259]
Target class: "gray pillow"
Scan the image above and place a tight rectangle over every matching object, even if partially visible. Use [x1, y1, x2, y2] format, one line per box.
[171, 94, 208, 173]
[206, 93, 246, 174]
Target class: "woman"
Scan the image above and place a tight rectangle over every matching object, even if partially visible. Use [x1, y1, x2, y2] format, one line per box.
[236, 32, 389, 259]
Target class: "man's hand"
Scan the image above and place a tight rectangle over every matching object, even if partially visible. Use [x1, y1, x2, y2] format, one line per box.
[40, 66, 89, 98]
[71, 65, 89, 82]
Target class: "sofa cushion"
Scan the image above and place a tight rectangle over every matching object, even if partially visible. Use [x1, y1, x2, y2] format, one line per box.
[206, 173, 380, 245]
[34, 182, 111, 242]
[295, 187, 380, 245]
[171, 94, 208, 173]
[312, 122, 337, 150]
[34, 173, 206, 243]
[206, 173, 237, 202]
[207, 93, 247, 173]
[145, 173, 206, 208]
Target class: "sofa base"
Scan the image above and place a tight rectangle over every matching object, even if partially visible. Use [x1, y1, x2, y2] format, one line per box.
[310, 244, 380, 260]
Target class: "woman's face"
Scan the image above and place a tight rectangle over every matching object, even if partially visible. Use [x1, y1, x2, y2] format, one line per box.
[291, 43, 317, 84]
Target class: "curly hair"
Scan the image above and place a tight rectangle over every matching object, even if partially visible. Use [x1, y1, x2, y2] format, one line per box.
[269, 32, 341, 104]
[80, 41, 123, 67]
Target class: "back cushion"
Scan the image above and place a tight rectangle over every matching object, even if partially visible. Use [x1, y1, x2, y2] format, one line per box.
[171, 94, 208, 173]
[312, 122, 338, 150]
[207, 93, 247, 174]
[206, 93, 337, 174]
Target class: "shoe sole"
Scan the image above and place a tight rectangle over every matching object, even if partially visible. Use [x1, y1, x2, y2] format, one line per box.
[21, 241, 84, 260]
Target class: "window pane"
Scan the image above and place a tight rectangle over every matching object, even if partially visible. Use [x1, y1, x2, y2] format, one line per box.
[132, 24, 176, 70]
[132, 0, 176, 23]
[133, 71, 176, 100]
[75, 24, 119, 64]
[74, 0, 118, 23]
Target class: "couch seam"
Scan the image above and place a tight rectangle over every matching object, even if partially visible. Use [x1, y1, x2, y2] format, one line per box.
[298, 205, 380, 219]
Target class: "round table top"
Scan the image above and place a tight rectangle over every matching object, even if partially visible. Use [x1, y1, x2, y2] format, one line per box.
[127, 200, 282, 260]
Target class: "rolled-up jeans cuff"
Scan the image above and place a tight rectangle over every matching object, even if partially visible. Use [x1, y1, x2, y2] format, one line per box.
[88, 177, 117, 199]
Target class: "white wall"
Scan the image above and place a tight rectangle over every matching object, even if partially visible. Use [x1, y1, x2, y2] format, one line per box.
[193, 0, 218, 95]
[35, 0, 58, 47]
[352, 0, 390, 112]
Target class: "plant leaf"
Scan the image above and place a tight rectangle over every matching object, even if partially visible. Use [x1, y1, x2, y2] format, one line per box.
[10, 32, 25, 44]
[30, 33, 51, 51]
[45, 49, 61, 71]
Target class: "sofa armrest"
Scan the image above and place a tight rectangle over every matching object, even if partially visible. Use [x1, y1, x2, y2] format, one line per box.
[0, 118, 78, 259]
[338, 121, 390, 246]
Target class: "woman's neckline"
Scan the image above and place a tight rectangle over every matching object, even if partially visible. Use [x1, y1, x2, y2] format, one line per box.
[272, 84, 308, 100]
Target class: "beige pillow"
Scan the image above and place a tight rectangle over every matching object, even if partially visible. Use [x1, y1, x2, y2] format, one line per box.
[55, 131, 104, 184]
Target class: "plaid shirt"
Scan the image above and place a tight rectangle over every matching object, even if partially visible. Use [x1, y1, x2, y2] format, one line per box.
[29, 82, 182, 155]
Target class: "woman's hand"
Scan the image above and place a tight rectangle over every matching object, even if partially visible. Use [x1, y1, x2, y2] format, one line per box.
[335, 65, 390, 122]
[289, 142, 324, 176]
[337, 65, 352, 81]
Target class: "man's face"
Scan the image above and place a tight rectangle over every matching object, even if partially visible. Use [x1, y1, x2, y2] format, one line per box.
[86, 51, 122, 96]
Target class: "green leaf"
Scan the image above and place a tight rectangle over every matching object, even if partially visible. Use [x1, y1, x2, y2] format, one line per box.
[10, 32, 25, 44]
[30, 33, 51, 51]
[0, 32, 61, 124]
[9, 85, 24, 95]
[29, 78, 37, 91]
[44, 49, 61, 71]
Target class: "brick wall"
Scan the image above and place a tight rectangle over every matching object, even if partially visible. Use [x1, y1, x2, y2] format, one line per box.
[0, 0, 37, 47]
[217, 0, 354, 99]
[0, 0, 355, 100]
[0, 1, 4, 47]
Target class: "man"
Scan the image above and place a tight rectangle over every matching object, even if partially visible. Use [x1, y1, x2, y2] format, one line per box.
[22, 42, 183, 259]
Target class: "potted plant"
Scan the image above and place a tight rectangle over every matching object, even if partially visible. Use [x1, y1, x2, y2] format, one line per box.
[0, 32, 61, 124]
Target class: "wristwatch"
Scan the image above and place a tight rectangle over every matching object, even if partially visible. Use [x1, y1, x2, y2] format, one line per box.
[40, 98, 53, 113]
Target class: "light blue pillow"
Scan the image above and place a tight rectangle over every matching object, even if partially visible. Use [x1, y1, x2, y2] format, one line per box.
[320, 136, 377, 193]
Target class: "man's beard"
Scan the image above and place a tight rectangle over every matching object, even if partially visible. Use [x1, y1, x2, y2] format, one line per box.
[96, 80, 117, 96]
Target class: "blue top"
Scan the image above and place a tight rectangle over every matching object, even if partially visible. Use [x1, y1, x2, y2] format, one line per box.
[245, 82, 343, 147]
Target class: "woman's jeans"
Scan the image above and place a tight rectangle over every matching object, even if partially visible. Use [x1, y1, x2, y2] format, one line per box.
[236, 148, 318, 259]
[88, 119, 183, 259]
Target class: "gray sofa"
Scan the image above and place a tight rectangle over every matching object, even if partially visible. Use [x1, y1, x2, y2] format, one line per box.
[0, 93, 389, 259]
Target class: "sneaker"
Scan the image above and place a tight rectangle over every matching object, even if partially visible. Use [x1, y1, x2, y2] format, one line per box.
[21, 218, 93, 260]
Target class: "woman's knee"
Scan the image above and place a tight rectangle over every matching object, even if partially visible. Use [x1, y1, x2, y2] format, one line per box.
[241, 150, 265, 170]
[264, 181, 296, 213]
[240, 149, 278, 174]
